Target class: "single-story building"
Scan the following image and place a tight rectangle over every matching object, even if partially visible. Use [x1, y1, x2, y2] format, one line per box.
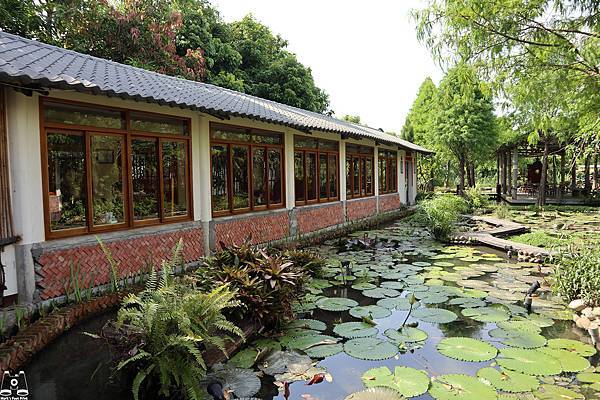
[0, 32, 431, 305]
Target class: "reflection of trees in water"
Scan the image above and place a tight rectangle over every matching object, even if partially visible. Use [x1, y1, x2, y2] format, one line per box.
[436, 304, 485, 338]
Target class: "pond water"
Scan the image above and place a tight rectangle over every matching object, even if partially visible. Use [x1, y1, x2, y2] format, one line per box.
[23, 219, 600, 400]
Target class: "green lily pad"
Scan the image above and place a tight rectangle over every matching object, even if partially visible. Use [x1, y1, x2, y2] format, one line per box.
[350, 305, 392, 319]
[433, 261, 455, 267]
[204, 365, 261, 399]
[538, 347, 590, 373]
[384, 327, 428, 343]
[343, 337, 398, 360]
[344, 388, 403, 400]
[352, 282, 378, 290]
[363, 288, 401, 298]
[477, 367, 539, 392]
[497, 348, 562, 376]
[461, 288, 489, 298]
[333, 322, 378, 338]
[497, 320, 542, 333]
[462, 306, 511, 322]
[429, 374, 497, 400]
[419, 293, 450, 304]
[228, 347, 259, 369]
[492, 329, 547, 349]
[546, 338, 597, 357]
[533, 384, 583, 400]
[362, 366, 430, 397]
[412, 307, 458, 323]
[516, 314, 554, 328]
[286, 318, 326, 331]
[448, 297, 486, 308]
[316, 297, 358, 311]
[376, 297, 419, 310]
[285, 334, 338, 351]
[380, 281, 405, 290]
[304, 343, 343, 358]
[437, 337, 498, 362]
[576, 372, 600, 383]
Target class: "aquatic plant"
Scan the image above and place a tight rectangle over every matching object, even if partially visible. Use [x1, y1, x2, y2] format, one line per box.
[114, 241, 244, 400]
[362, 366, 430, 397]
[283, 249, 326, 277]
[414, 194, 469, 240]
[551, 245, 600, 307]
[463, 186, 490, 214]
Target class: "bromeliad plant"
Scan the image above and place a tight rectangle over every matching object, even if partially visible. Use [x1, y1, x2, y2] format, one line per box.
[198, 240, 309, 329]
[113, 241, 244, 400]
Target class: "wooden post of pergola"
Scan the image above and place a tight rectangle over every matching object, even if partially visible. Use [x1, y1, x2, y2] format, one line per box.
[559, 152, 565, 200]
[512, 148, 519, 199]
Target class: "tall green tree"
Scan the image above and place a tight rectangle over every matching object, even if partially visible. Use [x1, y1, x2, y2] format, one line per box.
[433, 64, 497, 194]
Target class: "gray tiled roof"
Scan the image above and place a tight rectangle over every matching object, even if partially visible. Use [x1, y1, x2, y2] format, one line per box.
[0, 31, 432, 153]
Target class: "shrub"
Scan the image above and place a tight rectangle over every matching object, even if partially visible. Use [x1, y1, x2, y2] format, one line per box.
[114, 241, 243, 400]
[415, 194, 468, 241]
[551, 246, 600, 307]
[463, 186, 490, 214]
[283, 249, 326, 277]
[197, 241, 307, 329]
[494, 203, 511, 219]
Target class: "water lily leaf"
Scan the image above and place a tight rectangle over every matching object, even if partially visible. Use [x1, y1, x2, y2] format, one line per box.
[258, 350, 313, 376]
[333, 322, 378, 338]
[433, 261, 455, 267]
[576, 372, 600, 383]
[316, 297, 358, 311]
[362, 366, 430, 397]
[419, 293, 450, 304]
[448, 297, 486, 308]
[538, 348, 590, 373]
[352, 282, 377, 290]
[384, 327, 428, 343]
[377, 297, 419, 310]
[228, 348, 259, 369]
[533, 384, 584, 400]
[205, 365, 261, 398]
[253, 338, 282, 353]
[497, 348, 562, 376]
[343, 337, 398, 360]
[350, 305, 392, 319]
[514, 314, 554, 328]
[286, 319, 326, 331]
[362, 288, 401, 298]
[344, 388, 403, 400]
[285, 334, 338, 351]
[412, 261, 431, 267]
[461, 288, 489, 298]
[310, 279, 333, 289]
[546, 338, 597, 357]
[304, 343, 343, 358]
[380, 281, 405, 290]
[462, 306, 511, 322]
[492, 329, 547, 349]
[429, 374, 497, 400]
[477, 367, 539, 392]
[412, 307, 458, 323]
[497, 320, 542, 333]
[437, 337, 498, 362]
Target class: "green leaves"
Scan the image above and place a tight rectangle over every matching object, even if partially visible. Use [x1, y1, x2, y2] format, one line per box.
[477, 367, 539, 393]
[429, 374, 497, 400]
[343, 338, 398, 361]
[384, 327, 428, 343]
[333, 322, 378, 339]
[437, 337, 498, 362]
[316, 297, 359, 311]
[362, 366, 430, 397]
[412, 307, 458, 323]
[496, 348, 563, 376]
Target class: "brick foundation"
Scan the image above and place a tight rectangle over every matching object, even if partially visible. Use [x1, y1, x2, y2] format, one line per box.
[379, 193, 401, 212]
[214, 211, 290, 249]
[347, 197, 377, 221]
[34, 226, 204, 300]
[296, 202, 344, 234]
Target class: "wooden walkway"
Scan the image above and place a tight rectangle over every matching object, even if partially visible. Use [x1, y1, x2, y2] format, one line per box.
[451, 216, 551, 262]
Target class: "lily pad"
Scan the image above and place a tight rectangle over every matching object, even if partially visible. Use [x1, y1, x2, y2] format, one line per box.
[477, 367, 539, 392]
[363, 288, 401, 298]
[384, 327, 428, 343]
[204, 365, 261, 399]
[228, 348, 259, 369]
[350, 305, 392, 319]
[448, 297, 486, 308]
[286, 319, 326, 331]
[538, 347, 590, 373]
[546, 338, 597, 357]
[533, 384, 584, 400]
[362, 366, 430, 397]
[462, 306, 511, 322]
[429, 374, 497, 400]
[304, 343, 343, 358]
[437, 337, 498, 362]
[352, 282, 378, 290]
[285, 334, 338, 351]
[576, 372, 600, 383]
[497, 348, 562, 376]
[491, 329, 547, 349]
[412, 307, 458, 323]
[258, 350, 312, 376]
[316, 297, 358, 311]
[377, 297, 418, 310]
[333, 322, 378, 338]
[380, 281, 405, 290]
[343, 337, 398, 360]
[345, 388, 403, 400]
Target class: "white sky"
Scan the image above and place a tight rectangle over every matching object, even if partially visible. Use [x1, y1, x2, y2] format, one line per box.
[211, 0, 444, 134]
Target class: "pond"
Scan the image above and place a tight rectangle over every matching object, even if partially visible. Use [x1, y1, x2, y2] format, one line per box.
[23, 219, 600, 400]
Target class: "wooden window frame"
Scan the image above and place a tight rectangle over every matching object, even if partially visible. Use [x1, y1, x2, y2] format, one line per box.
[210, 122, 285, 217]
[346, 144, 374, 199]
[379, 149, 398, 194]
[294, 136, 339, 206]
[40, 97, 193, 240]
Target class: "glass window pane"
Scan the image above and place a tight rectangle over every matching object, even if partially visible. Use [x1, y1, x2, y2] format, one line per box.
[211, 145, 229, 212]
[294, 152, 305, 202]
[319, 154, 328, 199]
[253, 131, 282, 144]
[91, 135, 125, 226]
[232, 145, 249, 209]
[130, 112, 188, 136]
[162, 141, 188, 217]
[44, 101, 124, 129]
[390, 160, 397, 191]
[379, 158, 387, 193]
[211, 126, 251, 142]
[366, 158, 373, 195]
[353, 157, 360, 195]
[319, 140, 338, 151]
[307, 153, 317, 201]
[346, 156, 352, 196]
[47, 132, 87, 231]
[295, 136, 317, 149]
[360, 158, 366, 196]
[132, 138, 159, 221]
[253, 148, 266, 206]
[268, 149, 282, 204]
[329, 154, 337, 198]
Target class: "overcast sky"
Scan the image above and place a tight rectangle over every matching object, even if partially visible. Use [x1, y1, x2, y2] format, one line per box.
[211, 0, 444, 133]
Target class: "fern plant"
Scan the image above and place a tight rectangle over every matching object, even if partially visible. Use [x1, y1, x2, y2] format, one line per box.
[115, 240, 244, 400]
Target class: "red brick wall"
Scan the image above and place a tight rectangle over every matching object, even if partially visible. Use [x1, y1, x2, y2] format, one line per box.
[35, 227, 204, 300]
[379, 193, 401, 212]
[296, 202, 344, 234]
[214, 211, 290, 249]
[347, 197, 377, 221]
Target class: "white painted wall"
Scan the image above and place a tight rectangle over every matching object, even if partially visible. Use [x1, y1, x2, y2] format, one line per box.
[398, 150, 407, 204]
